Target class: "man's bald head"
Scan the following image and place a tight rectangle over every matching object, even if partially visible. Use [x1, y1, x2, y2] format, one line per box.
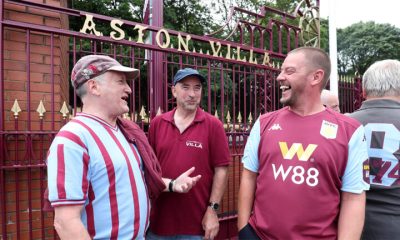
[321, 89, 340, 113]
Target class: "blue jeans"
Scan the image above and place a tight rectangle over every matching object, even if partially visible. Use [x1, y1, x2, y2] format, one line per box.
[146, 231, 202, 240]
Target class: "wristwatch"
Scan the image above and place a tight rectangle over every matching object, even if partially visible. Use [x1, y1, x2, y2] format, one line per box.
[208, 202, 220, 211]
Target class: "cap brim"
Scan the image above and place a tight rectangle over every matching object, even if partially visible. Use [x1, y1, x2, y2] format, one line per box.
[109, 65, 139, 80]
[174, 73, 206, 85]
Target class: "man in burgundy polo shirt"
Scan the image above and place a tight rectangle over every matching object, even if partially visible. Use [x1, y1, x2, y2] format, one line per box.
[147, 68, 230, 240]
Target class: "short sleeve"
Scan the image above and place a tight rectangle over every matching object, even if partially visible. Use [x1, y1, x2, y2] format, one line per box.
[341, 125, 370, 193]
[47, 130, 90, 206]
[242, 118, 260, 173]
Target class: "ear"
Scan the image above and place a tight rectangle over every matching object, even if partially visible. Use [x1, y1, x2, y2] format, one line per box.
[362, 89, 367, 99]
[171, 85, 177, 98]
[310, 69, 324, 87]
[86, 79, 101, 96]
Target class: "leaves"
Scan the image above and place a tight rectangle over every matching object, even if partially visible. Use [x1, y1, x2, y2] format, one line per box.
[337, 21, 400, 75]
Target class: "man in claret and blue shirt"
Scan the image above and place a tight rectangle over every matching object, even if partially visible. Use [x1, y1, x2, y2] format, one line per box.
[238, 47, 370, 240]
[147, 68, 230, 240]
[349, 59, 400, 240]
[46, 55, 200, 239]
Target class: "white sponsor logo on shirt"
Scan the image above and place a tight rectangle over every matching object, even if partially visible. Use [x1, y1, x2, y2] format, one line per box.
[268, 123, 282, 131]
[186, 140, 203, 149]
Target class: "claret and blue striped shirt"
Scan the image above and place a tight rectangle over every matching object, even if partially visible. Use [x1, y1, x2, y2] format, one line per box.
[47, 113, 149, 239]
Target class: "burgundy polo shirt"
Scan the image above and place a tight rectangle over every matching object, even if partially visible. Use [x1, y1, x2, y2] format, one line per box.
[148, 107, 230, 235]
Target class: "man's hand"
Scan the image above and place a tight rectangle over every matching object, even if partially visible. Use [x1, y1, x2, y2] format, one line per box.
[173, 167, 202, 193]
[202, 207, 219, 240]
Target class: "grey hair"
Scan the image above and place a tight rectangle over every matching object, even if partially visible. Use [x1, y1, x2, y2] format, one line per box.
[75, 74, 106, 98]
[363, 59, 400, 97]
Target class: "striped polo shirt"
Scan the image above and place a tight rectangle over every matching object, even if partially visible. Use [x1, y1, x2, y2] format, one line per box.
[47, 113, 149, 239]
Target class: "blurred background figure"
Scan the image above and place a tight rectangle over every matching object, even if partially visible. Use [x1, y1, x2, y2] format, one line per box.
[321, 89, 341, 112]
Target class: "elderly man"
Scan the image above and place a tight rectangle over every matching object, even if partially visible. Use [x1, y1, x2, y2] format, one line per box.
[349, 59, 400, 240]
[321, 89, 341, 112]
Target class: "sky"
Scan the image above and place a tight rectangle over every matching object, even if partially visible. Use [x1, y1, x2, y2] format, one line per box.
[320, 0, 400, 29]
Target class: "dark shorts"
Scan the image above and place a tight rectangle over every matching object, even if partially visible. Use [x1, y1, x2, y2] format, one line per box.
[238, 223, 260, 240]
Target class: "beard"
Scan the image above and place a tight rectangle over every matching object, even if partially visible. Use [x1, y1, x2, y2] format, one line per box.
[280, 93, 296, 107]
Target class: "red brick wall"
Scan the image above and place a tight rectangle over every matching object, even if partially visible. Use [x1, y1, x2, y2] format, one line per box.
[2, 0, 69, 238]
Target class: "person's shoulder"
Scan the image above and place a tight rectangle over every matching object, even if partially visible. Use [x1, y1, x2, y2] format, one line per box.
[327, 110, 362, 131]
[151, 110, 174, 125]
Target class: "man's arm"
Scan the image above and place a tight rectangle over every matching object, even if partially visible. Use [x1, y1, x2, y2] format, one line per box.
[338, 191, 366, 240]
[202, 166, 229, 240]
[54, 205, 91, 240]
[237, 168, 257, 231]
[162, 166, 202, 193]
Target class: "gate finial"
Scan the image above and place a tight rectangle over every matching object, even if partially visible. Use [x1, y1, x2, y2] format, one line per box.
[36, 100, 46, 119]
[139, 106, 147, 121]
[11, 99, 22, 119]
[60, 101, 70, 119]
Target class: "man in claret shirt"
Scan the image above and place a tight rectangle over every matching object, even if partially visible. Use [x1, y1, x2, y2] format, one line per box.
[46, 55, 200, 239]
[147, 68, 230, 240]
[238, 47, 370, 240]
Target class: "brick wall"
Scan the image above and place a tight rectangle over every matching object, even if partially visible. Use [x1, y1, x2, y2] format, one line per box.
[1, 0, 69, 238]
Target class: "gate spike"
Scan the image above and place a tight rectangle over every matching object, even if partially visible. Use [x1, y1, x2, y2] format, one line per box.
[11, 99, 22, 118]
[214, 110, 219, 119]
[237, 112, 242, 123]
[139, 106, 147, 120]
[226, 111, 231, 123]
[36, 100, 46, 119]
[156, 107, 162, 116]
[60, 101, 69, 119]
[248, 112, 253, 124]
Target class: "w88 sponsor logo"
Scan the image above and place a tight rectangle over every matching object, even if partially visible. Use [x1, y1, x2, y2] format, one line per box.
[273, 142, 319, 187]
[272, 164, 319, 187]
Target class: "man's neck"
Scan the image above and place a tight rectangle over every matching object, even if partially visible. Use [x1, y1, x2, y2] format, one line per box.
[173, 107, 197, 133]
[81, 105, 117, 126]
[288, 96, 325, 116]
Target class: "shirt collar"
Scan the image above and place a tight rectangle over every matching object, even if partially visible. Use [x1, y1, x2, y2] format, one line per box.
[161, 107, 206, 123]
[359, 98, 400, 110]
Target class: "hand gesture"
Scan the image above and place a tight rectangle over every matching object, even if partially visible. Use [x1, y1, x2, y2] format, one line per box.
[172, 167, 201, 193]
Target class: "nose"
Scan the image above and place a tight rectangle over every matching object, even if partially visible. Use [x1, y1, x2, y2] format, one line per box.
[276, 71, 284, 82]
[188, 88, 196, 97]
[125, 83, 132, 94]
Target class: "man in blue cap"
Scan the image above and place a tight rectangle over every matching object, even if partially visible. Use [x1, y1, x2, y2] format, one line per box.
[147, 68, 230, 240]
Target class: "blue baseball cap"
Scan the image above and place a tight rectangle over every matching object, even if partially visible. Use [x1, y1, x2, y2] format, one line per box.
[173, 68, 206, 85]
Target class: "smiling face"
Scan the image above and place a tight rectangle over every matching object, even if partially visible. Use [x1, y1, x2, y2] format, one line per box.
[276, 52, 314, 107]
[95, 71, 132, 118]
[172, 76, 202, 113]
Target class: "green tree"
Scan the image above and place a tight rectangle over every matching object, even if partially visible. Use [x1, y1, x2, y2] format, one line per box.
[337, 21, 400, 75]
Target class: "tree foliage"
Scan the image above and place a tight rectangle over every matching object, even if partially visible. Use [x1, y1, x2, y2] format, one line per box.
[337, 21, 400, 75]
